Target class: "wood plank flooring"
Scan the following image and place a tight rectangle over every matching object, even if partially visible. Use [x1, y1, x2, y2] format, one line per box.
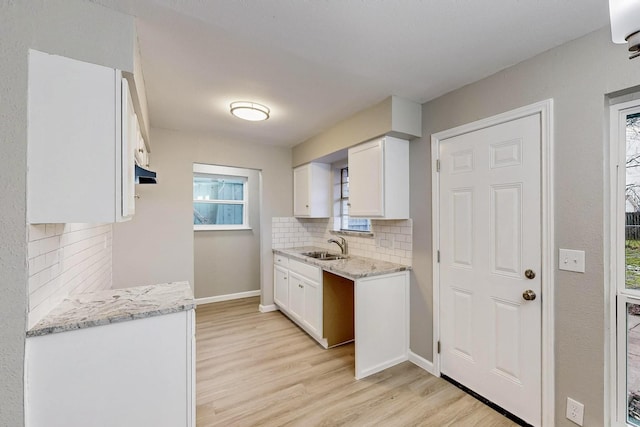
[196, 297, 516, 427]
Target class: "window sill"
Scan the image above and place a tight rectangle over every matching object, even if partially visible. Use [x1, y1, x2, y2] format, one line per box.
[330, 229, 374, 238]
[194, 226, 253, 232]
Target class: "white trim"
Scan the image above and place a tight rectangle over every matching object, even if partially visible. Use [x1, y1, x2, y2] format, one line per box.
[607, 99, 640, 427]
[186, 309, 195, 427]
[194, 226, 253, 232]
[193, 164, 250, 230]
[355, 355, 409, 380]
[195, 290, 260, 306]
[408, 350, 436, 376]
[259, 304, 278, 313]
[430, 99, 555, 426]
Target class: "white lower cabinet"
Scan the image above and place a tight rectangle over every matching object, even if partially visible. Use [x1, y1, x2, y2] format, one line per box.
[272, 252, 409, 380]
[302, 278, 321, 336]
[273, 264, 289, 309]
[288, 272, 306, 321]
[354, 271, 409, 380]
[25, 310, 195, 427]
[274, 255, 325, 346]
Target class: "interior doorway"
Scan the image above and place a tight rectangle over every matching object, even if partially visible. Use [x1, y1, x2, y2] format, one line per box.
[192, 163, 262, 302]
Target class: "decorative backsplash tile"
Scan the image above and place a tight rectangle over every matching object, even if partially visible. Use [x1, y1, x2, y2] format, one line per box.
[272, 217, 412, 266]
[28, 223, 112, 328]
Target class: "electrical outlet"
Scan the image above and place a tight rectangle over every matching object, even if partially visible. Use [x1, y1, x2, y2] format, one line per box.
[566, 397, 584, 426]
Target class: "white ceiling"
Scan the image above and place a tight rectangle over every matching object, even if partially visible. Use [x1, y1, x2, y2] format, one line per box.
[93, 0, 610, 147]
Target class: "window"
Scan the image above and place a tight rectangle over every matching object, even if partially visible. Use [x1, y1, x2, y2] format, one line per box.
[611, 101, 640, 426]
[339, 167, 370, 232]
[193, 166, 249, 231]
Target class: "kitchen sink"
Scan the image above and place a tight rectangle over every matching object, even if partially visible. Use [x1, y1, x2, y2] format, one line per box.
[302, 251, 347, 261]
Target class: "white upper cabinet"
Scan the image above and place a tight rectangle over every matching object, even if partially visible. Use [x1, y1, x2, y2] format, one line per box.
[348, 136, 409, 219]
[121, 78, 137, 219]
[293, 162, 331, 218]
[27, 49, 136, 223]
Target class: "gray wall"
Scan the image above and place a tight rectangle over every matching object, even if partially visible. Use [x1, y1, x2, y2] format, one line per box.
[410, 27, 640, 426]
[0, 1, 133, 425]
[193, 166, 261, 299]
[112, 128, 292, 306]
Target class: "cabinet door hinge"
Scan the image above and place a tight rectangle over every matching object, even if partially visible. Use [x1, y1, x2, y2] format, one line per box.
[437, 341, 441, 354]
[437, 250, 440, 263]
[436, 159, 440, 172]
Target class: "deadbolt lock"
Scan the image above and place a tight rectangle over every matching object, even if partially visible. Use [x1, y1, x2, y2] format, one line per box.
[524, 269, 536, 279]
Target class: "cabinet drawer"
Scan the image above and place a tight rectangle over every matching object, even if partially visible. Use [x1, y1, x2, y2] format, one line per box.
[274, 254, 289, 268]
[288, 258, 321, 282]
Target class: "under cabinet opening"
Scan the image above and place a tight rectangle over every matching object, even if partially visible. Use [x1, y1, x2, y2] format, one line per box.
[322, 271, 354, 347]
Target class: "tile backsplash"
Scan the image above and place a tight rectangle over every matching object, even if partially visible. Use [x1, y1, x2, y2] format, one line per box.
[28, 223, 112, 328]
[272, 217, 412, 266]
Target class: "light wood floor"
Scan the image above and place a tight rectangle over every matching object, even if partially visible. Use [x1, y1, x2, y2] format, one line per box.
[196, 297, 516, 427]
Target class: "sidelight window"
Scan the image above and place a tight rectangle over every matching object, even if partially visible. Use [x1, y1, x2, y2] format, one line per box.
[611, 101, 640, 426]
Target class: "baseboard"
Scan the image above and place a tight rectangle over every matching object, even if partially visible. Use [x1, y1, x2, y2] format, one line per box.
[408, 350, 436, 376]
[355, 354, 408, 380]
[195, 290, 260, 306]
[259, 304, 278, 313]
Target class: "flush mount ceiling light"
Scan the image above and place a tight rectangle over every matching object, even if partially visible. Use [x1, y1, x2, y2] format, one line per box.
[230, 101, 270, 121]
[610, 0, 640, 59]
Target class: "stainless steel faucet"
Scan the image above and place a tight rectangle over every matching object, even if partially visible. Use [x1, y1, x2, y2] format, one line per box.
[328, 237, 348, 255]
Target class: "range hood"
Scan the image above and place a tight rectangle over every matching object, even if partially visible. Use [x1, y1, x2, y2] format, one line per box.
[135, 164, 157, 184]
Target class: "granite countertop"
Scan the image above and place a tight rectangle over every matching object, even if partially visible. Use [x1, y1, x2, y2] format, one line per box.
[27, 281, 194, 338]
[273, 246, 411, 279]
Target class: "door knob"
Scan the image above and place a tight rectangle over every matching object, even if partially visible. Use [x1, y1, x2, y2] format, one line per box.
[524, 269, 536, 279]
[522, 289, 536, 301]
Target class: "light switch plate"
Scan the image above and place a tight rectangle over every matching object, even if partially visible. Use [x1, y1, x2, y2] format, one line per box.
[559, 249, 585, 273]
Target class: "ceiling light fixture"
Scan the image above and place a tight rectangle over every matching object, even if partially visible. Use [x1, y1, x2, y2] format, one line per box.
[610, 0, 640, 59]
[230, 101, 270, 121]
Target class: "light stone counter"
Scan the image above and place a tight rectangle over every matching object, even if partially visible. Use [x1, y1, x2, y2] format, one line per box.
[273, 246, 411, 280]
[27, 281, 194, 337]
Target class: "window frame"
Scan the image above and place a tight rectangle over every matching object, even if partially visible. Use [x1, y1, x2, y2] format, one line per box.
[193, 165, 250, 231]
[609, 100, 640, 426]
[338, 166, 371, 233]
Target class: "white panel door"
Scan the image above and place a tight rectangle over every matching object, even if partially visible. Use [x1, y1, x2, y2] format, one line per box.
[439, 114, 541, 426]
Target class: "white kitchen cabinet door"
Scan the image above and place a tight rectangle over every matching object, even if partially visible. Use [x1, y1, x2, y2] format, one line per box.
[349, 139, 384, 217]
[288, 272, 305, 321]
[348, 136, 409, 219]
[293, 163, 331, 218]
[27, 49, 134, 223]
[121, 78, 137, 218]
[302, 277, 322, 337]
[273, 264, 289, 310]
[354, 271, 409, 379]
[25, 310, 195, 427]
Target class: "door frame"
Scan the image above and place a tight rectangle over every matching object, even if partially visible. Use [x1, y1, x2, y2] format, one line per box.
[430, 99, 555, 426]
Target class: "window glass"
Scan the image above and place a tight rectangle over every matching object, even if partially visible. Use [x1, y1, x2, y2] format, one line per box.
[340, 167, 370, 232]
[627, 113, 640, 289]
[194, 203, 244, 226]
[628, 302, 640, 426]
[193, 173, 248, 230]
